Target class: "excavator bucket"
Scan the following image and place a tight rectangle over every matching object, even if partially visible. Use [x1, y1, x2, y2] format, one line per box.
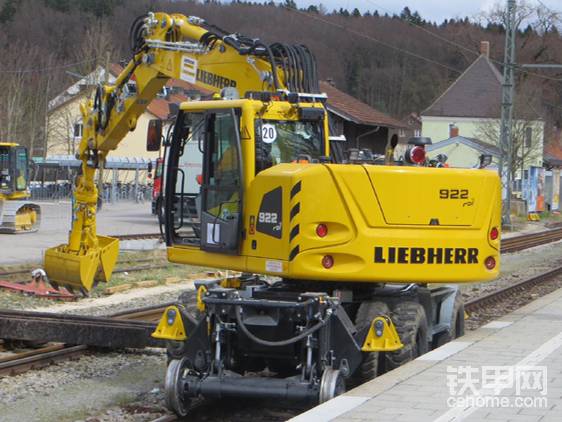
[44, 236, 119, 292]
[0, 201, 41, 234]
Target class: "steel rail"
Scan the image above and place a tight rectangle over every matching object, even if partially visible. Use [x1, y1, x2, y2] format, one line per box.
[465, 265, 562, 313]
[0, 304, 171, 377]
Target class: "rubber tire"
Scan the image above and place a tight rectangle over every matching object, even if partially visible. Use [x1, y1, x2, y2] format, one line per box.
[350, 301, 390, 386]
[385, 301, 429, 371]
[449, 292, 465, 339]
[433, 292, 465, 349]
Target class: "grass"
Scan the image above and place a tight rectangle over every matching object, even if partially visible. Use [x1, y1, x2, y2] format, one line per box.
[0, 249, 214, 308]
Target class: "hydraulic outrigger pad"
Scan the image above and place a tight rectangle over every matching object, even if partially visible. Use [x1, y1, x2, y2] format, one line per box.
[44, 235, 119, 292]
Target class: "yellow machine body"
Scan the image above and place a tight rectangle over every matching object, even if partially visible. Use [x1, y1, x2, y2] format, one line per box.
[42, 11, 501, 292]
[0, 142, 41, 233]
[166, 100, 501, 284]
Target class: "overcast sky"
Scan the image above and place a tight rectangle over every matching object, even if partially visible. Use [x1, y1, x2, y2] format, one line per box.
[291, 0, 561, 24]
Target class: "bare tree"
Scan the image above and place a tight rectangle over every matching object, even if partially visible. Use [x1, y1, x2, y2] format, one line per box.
[476, 114, 543, 182]
[73, 19, 116, 77]
[47, 105, 83, 156]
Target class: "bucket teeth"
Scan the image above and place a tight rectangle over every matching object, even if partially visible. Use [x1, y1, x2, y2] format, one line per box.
[44, 236, 119, 292]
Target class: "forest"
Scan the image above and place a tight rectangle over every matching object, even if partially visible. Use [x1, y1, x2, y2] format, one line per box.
[0, 0, 561, 155]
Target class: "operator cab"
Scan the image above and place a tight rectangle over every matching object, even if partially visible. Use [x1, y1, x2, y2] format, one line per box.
[0, 144, 30, 196]
[149, 98, 328, 256]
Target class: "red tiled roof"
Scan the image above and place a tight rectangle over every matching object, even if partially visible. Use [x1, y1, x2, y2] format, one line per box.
[320, 81, 405, 128]
[545, 143, 562, 161]
[146, 94, 186, 120]
[110, 63, 211, 120]
[110, 63, 212, 94]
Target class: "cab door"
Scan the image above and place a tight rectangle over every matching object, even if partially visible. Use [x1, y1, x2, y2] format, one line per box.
[200, 110, 243, 254]
[165, 109, 243, 255]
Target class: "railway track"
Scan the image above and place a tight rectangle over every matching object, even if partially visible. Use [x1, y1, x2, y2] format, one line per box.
[0, 302, 170, 377]
[500, 226, 562, 253]
[464, 264, 562, 313]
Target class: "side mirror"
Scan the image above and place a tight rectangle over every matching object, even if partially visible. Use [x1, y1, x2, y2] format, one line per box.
[147, 119, 162, 152]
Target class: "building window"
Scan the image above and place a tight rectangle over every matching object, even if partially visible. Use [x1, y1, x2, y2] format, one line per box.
[414, 129, 421, 137]
[73, 122, 83, 139]
[525, 127, 532, 148]
[399, 129, 405, 137]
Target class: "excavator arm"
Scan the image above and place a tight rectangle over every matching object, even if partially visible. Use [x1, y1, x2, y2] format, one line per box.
[44, 12, 321, 293]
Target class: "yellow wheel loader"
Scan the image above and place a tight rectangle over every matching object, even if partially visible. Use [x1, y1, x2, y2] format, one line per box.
[43, 12, 501, 413]
[0, 143, 40, 233]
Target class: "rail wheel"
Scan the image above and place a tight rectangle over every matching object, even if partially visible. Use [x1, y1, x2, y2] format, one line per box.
[350, 301, 390, 385]
[319, 368, 345, 403]
[385, 301, 428, 371]
[165, 357, 191, 417]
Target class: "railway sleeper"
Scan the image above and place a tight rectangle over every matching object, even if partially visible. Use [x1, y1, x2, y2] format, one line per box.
[153, 276, 465, 416]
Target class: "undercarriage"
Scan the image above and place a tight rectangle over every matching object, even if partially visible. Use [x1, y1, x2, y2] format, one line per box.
[154, 275, 464, 416]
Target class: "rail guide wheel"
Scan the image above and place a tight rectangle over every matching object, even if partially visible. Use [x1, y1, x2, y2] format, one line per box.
[165, 357, 191, 416]
[319, 368, 345, 403]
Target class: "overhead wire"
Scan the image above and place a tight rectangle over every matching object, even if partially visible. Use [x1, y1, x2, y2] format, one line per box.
[361, 0, 562, 82]
[286, 7, 463, 75]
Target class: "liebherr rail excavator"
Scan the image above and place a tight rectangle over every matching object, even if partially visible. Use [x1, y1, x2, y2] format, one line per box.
[43, 12, 501, 415]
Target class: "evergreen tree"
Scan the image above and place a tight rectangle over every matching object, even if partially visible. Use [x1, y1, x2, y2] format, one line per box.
[307, 5, 319, 13]
[352, 8, 361, 17]
[43, 0, 71, 12]
[411, 11, 423, 25]
[0, 0, 19, 23]
[400, 6, 412, 21]
[283, 0, 296, 9]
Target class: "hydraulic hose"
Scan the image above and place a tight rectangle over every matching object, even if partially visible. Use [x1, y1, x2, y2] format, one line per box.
[253, 41, 280, 91]
[235, 305, 328, 347]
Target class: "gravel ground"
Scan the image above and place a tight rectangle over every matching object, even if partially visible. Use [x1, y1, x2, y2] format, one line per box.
[2, 239, 562, 421]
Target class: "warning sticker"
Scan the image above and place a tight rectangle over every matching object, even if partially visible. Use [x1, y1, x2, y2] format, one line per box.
[180, 55, 197, 84]
[265, 260, 283, 273]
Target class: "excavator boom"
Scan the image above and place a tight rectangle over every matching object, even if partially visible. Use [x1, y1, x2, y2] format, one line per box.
[44, 12, 322, 292]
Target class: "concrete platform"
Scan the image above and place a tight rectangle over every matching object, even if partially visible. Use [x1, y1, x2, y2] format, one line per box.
[0, 201, 159, 265]
[293, 287, 562, 422]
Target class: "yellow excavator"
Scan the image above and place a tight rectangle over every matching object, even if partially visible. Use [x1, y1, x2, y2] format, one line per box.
[0, 143, 40, 233]
[43, 12, 501, 413]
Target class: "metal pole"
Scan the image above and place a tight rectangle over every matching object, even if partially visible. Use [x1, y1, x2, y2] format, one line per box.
[521, 141, 524, 199]
[499, 0, 517, 228]
[134, 168, 139, 202]
[111, 168, 117, 204]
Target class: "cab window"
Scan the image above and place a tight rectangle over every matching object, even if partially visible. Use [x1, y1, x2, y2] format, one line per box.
[255, 119, 324, 174]
[204, 111, 241, 218]
[15, 148, 28, 191]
